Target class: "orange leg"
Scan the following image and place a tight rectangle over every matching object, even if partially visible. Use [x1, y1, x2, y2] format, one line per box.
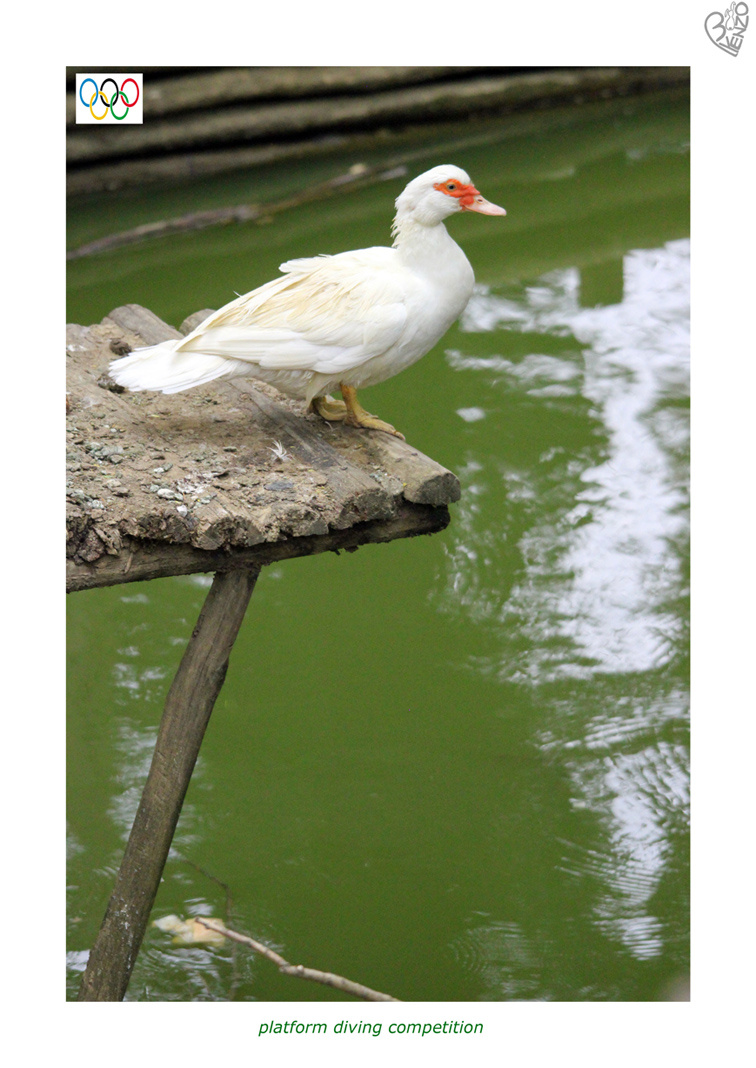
[340, 383, 405, 440]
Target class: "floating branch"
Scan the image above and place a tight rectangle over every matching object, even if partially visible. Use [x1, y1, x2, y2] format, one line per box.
[196, 919, 400, 1002]
[66, 164, 407, 261]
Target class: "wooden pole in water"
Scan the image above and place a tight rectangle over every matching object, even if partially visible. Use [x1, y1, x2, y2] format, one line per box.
[77, 567, 260, 1002]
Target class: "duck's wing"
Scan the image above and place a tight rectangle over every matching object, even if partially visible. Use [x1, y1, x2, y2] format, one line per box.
[176, 249, 409, 376]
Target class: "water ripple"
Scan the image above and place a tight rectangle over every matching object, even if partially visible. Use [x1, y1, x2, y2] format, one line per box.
[449, 920, 544, 1000]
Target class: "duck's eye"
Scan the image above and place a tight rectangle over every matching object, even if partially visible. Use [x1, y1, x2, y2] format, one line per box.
[446, 182, 457, 190]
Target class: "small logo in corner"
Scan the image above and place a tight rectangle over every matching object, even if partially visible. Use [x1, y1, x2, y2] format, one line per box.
[705, 2, 749, 55]
[75, 74, 143, 124]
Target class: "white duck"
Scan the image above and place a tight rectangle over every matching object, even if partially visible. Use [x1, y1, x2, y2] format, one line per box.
[110, 165, 506, 439]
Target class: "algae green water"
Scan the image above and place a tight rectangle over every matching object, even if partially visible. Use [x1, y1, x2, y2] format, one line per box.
[67, 89, 689, 1001]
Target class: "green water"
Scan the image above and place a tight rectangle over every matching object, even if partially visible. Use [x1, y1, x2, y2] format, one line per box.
[67, 89, 690, 1002]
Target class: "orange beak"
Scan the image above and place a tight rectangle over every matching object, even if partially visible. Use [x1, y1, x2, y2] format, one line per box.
[461, 193, 507, 216]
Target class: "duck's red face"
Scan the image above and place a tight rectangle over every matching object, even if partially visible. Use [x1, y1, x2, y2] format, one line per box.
[433, 178, 507, 216]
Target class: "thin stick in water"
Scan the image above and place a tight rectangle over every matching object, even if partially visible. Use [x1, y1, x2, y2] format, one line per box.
[195, 919, 400, 1002]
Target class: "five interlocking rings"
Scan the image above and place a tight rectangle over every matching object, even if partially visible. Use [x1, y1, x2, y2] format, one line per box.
[78, 77, 140, 121]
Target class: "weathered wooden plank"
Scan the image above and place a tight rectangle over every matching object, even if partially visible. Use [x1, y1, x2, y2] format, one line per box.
[66, 501, 450, 592]
[102, 303, 183, 344]
[343, 432, 462, 508]
[179, 309, 216, 335]
[226, 380, 402, 530]
[66, 305, 460, 590]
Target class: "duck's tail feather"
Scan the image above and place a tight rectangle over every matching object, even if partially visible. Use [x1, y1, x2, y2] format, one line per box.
[109, 340, 248, 395]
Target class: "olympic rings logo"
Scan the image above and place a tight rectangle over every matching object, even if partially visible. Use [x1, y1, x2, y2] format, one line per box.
[78, 76, 141, 121]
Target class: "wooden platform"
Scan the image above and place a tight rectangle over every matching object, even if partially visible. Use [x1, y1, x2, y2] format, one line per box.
[66, 304, 460, 592]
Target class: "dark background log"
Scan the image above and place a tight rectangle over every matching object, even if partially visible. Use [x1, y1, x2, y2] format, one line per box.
[65, 66, 480, 125]
[66, 66, 690, 196]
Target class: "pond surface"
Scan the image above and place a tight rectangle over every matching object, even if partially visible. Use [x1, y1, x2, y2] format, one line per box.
[67, 88, 689, 1002]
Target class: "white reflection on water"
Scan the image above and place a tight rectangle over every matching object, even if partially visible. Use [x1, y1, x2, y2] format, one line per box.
[560, 740, 689, 961]
[441, 239, 689, 972]
[106, 717, 204, 852]
[107, 641, 204, 849]
[448, 238, 689, 681]
[107, 720, 158, 841]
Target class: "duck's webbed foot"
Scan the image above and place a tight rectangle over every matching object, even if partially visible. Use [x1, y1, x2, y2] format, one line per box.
[340, 384, 405, 440]
[309, 394, 349, 422]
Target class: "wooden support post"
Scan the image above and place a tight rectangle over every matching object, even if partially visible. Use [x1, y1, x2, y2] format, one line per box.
[77, 567, 260, 1002]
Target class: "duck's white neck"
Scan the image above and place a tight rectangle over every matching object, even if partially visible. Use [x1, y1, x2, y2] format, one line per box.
[390, 208, 475, 317]
[391, 212, 462, 267]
